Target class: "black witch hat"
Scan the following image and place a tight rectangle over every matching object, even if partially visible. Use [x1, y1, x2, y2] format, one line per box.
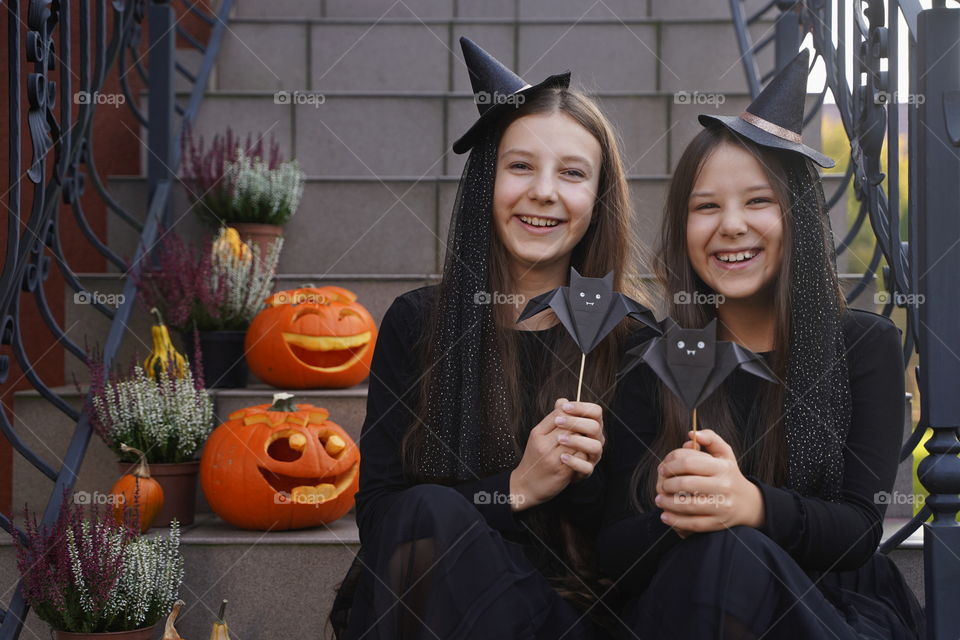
[452, 36, 571, 154]
[698, 49, 834, 168]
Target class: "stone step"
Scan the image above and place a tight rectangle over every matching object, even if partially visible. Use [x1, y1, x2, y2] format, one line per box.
[147, 89, 828, 178]
[0, 513, 922, 639]
[213, 16, 774, 95]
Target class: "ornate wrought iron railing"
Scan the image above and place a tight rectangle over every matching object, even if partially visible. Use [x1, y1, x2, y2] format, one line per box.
[0, 1, 233, 637]
[729, 0, 960, 636]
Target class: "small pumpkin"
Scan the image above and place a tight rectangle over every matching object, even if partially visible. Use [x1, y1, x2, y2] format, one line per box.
[144, 307, 188, 380]
[111, 444, 165, 533]
[163, 599, 186, 640]
[244, 286, 377, 388]
[209, 600, 229, 640]
[200, 392, 360, 530]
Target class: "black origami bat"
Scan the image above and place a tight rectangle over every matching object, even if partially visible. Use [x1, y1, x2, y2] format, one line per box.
[619, 318, 777, 411]
[517, 268, 660, 354]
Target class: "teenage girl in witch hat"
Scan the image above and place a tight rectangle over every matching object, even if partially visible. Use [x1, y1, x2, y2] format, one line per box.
[330, 37, 656, 639]
[594, 49, 926, 638]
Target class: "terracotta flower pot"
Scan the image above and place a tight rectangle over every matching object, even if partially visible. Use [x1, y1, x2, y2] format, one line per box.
[228, 222, 282, 263]
[118, 460, 200, 527]
[55, 623, 157, 639]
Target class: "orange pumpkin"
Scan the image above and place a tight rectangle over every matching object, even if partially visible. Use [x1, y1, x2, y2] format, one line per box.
[111, 444, 165, 533]
[244, 286, 377, 389]
[200, 393, 360, 530]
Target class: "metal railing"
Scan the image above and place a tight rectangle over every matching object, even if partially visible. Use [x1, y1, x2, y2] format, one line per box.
[0, 1, 233, 637]
[729, 1, 960, 637]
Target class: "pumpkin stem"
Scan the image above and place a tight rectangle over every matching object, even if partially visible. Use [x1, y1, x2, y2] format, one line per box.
[163, 599, 185, 640]
[269, 392, 298, 412]
[120, 443, 152, 478]
[150, 307, 166, 326]
[217, 599, 228, 623]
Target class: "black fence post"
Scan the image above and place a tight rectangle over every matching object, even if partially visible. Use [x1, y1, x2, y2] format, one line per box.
[915, 6, 960, 640]
[146, 0, 176, 230]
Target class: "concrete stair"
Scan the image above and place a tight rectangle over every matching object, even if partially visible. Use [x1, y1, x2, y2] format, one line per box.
[3, 0, 924, 637]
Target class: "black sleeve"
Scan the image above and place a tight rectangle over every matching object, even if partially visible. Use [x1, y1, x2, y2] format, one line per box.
[354, 292, 524, 547]
[594, 368, 683, 593]
[750, 313, 905, 571]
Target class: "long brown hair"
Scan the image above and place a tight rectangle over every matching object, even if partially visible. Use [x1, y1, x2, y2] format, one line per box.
[631, 125, 820, 512]
[403, 86, 645, 612]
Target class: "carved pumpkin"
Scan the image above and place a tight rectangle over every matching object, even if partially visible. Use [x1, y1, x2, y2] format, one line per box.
[244, 286, 377, 389]
[110, 444, 164, 533]
[200, 393, 360, 530]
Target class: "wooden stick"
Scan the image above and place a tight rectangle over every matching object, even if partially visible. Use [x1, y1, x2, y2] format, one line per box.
[576, 353, 586, 402]
[691, 407, 700, 451]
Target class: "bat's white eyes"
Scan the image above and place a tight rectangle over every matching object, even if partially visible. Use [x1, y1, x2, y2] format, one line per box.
[677, 341, 685, 349]
[595, 293, 601, 299]
[579, 292, 585, 297]
[697, 341, 705, 348]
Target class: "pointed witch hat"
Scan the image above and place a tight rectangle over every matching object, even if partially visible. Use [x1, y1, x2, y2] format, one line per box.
[697, 49, 834, 168]
[452, 36, 571, 154]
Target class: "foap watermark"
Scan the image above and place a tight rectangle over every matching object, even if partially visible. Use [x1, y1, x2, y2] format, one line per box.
[674, 91, 726, 107]
[674, 290, 725, 307]
[274, 90, 326, 108]
[673, 491, 726, 508]
[74, 290, 125, 307]
[874, 291, 925, 307]
[274, 490, 334, 505]
[475, 90, 525, 108]
[473, 290, 526, 307]
[874, 491, 925, 507]
[473, 490, 525, 506]
[74, 91, 126, 106]
[74, 491, 125, 506]
[873, 90, 925, 105]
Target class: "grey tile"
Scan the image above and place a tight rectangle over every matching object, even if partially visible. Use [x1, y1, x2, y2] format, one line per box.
[519, 0, 648, 19]
[325, 0, 454, 18]
[234, 0, 323, 18]
[660, 22, 776, 93]
[456, 0, 516, 18]
[190, 94, 294, 167]
[217, 23, 308, 91]
[294, 96, 445, 175]
[311, 23, 451, 91]
[594, 95, 670, 174]
[518, 23, 658, 92]
[277, 180, 439, 273]
[650, 0, 769, 19]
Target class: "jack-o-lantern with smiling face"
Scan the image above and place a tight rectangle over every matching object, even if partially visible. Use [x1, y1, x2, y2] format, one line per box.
[245, 286, 377, 388]
[200, 393, 360, 530]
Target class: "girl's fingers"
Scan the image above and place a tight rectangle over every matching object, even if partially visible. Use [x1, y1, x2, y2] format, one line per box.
[559, 451, 594, 476]
[556, 432, 602, 458]
[557, 400, 603, 421]
[659, 452, 722, 478]
[659, 475, 721, 496]
[553, 414, 602, 440]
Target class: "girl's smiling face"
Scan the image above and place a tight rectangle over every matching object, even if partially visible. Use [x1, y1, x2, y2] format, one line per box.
[493, 111, 601, 273]
[685, 142, 784, 303]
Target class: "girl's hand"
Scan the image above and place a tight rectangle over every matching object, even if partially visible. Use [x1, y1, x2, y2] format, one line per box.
[509, 398, 604, 510]
[654, 429, 765, 535]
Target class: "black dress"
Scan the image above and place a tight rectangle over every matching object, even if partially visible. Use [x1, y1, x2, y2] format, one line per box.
[339, 285, 653, 640]
[595, 309, 926, 639]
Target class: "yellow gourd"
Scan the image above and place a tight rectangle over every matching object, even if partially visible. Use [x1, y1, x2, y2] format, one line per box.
[163, 599, 186, 640]
[210, 600, 229, 640]
[144, 308, 188, 380]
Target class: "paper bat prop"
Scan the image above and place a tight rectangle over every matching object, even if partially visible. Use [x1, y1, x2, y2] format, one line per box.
[619, 317, 777, 445]
[517, 267, 661, 400]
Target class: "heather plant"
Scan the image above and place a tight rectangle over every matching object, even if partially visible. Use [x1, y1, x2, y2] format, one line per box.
[136, 226, 281, 333]
[181, 124, 304, 226]
[87, 360, 214, 464]
[12, 500, 183, 633]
